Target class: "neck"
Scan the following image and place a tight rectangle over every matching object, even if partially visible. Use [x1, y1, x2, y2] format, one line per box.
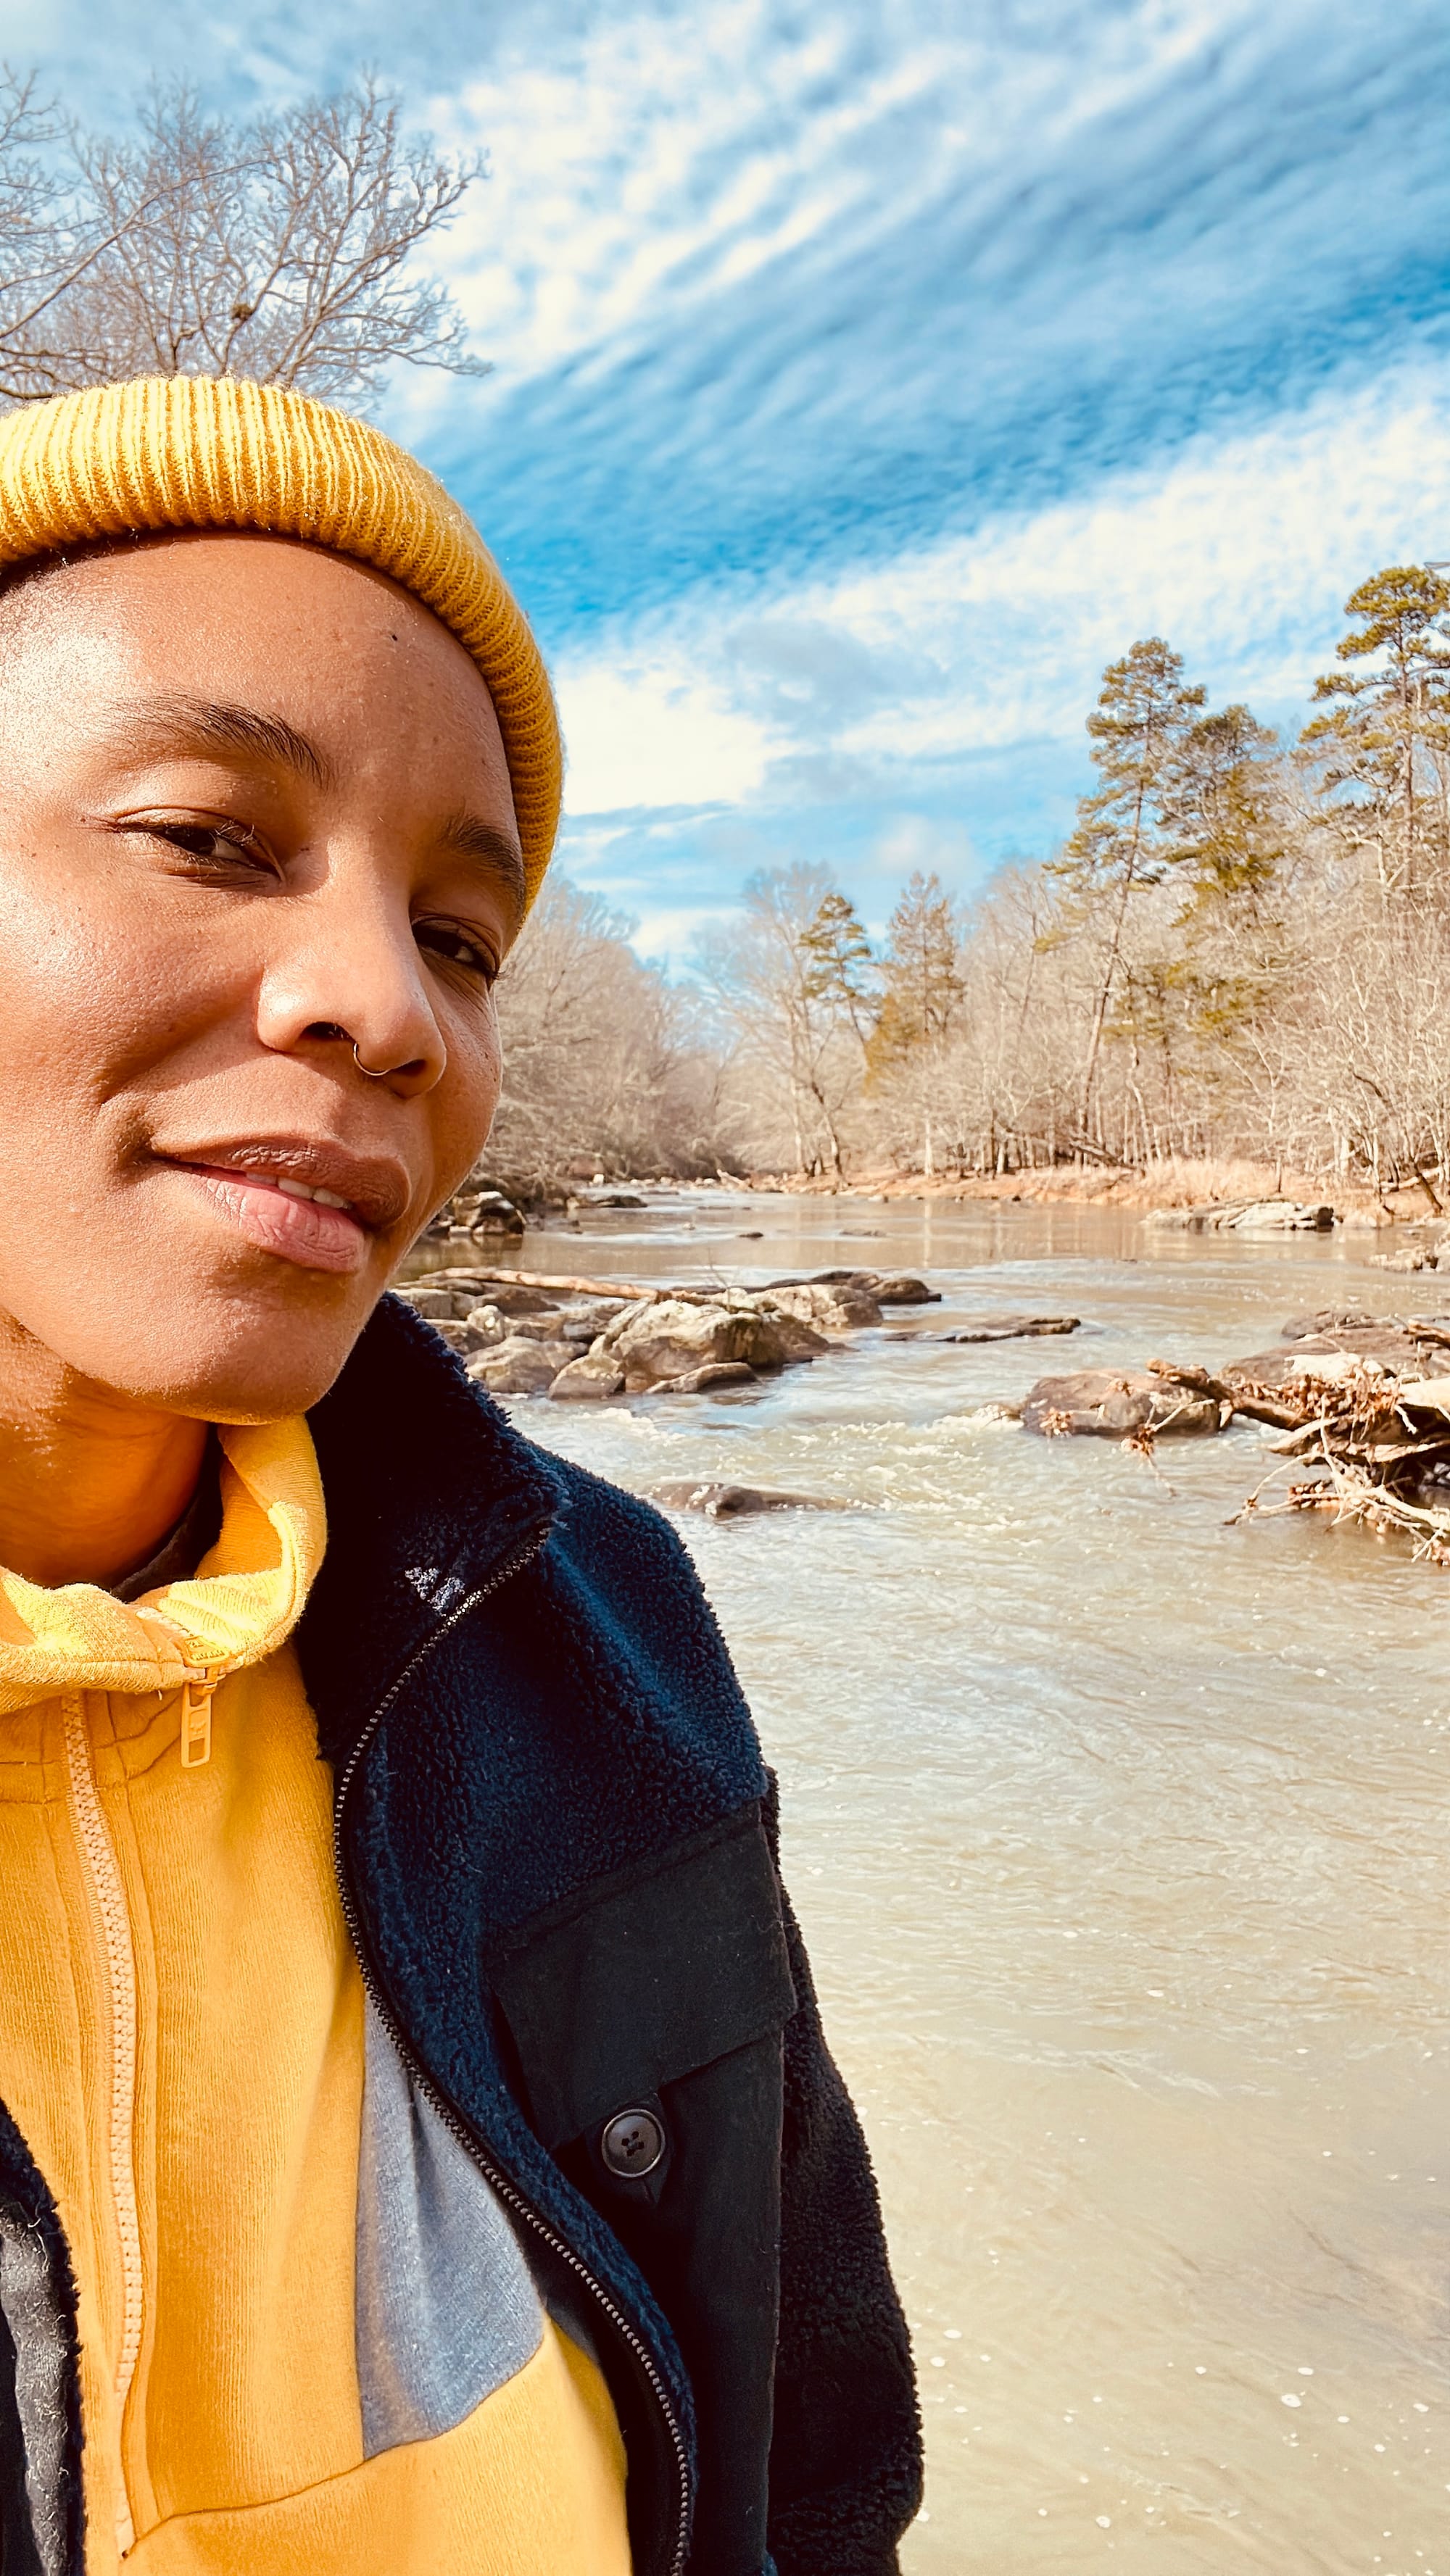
[0, 1315, 208, 1590]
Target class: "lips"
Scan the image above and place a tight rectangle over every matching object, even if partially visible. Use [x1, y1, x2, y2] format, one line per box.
[152, 1141, 413, 1276]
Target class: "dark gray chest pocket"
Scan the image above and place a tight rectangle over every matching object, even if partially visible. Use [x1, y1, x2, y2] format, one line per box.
[486, 1803, 797, 2576]
[486, 1803, 795, 2155]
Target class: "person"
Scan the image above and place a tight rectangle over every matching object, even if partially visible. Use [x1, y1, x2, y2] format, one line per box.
[0, 376, 921, 2576]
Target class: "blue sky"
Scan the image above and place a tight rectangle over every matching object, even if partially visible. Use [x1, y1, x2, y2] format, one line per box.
[8, 0, 1450, 956]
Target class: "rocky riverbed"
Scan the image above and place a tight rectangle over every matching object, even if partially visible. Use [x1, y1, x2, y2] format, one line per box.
[394, 1263, 1097, 1403]
[399, 1262, 927, 1396]
[402, 1185, 1450, 2575]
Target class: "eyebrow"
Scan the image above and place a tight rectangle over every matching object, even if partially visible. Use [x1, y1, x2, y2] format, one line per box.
[110, 693, 334, 788]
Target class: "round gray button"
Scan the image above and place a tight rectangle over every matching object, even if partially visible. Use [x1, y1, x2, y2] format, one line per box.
[600, 2106, 666, 2178]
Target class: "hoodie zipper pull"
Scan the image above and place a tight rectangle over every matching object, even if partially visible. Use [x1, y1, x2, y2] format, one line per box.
[179, 1665, 220, 1769]
[131, 1607, 224, 1768]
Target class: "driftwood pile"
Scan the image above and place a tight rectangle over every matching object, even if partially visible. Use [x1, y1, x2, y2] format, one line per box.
[1222, 1311, 1450, 1561]
[1024, 1310, 1450, 1562]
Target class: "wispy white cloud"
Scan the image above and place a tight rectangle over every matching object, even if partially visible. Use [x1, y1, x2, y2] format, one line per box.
[560, 355, 1450, 821]
[407, 0, 1450, 645]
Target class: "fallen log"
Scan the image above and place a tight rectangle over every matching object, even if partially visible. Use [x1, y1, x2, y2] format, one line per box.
[419, 1263, 665, 1300]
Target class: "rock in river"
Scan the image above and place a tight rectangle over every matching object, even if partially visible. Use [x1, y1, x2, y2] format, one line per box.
[945, 1313, 1081, 1343]
[768, 1266, 937, 1305]
[763, 1279, 883, 1329]
[1220, 1314, 1450, 1401]
[548, 1350, 626, 1400]
[650, 1481, 851, 1517]
[1147, 1199, 1336, 1233]
[598, 1296, 810, 1392]
[1022, 1367, 1225, 1438]
[465, 1336, 573, 1395]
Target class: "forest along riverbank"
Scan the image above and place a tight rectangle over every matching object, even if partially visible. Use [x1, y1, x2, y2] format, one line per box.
[404, 1189, 1450, 2573]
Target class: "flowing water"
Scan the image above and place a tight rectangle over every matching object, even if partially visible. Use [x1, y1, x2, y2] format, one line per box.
[413, 1189, 1450, 2574]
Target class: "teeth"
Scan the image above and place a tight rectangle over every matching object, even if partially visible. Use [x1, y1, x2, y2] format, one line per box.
[274, 1178, 353, 1212]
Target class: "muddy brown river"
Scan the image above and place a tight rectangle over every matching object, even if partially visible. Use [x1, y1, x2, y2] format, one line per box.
[413, 1190, 1450, 2574]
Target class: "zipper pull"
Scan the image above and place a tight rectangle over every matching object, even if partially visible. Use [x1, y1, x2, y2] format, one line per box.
[179, 1666, 220, 1769]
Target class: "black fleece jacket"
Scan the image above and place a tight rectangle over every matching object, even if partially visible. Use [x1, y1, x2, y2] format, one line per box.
[0, 1295, 921, 2576]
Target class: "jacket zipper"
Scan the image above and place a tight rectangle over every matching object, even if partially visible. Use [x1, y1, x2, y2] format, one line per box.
[331, 1533, 693, 2576]
[60, 1691, 143, 2559]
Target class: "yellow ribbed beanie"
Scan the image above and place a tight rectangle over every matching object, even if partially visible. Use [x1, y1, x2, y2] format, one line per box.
[0, 375, 561, 907]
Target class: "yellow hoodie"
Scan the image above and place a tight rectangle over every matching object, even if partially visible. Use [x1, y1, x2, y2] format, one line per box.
[0, 1418, 630, 2572]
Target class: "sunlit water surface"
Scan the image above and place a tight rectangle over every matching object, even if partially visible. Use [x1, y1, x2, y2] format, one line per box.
[413, 1192, 1450, 2574]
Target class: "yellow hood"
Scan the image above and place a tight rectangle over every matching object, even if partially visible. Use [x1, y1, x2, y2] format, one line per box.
[0, 1417, 325, 1713]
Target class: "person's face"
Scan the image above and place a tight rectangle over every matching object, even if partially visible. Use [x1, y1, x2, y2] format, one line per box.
[0, 531, 524, 1420]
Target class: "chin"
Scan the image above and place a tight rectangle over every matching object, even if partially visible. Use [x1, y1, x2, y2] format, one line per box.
[72, 1296, 381, 1424]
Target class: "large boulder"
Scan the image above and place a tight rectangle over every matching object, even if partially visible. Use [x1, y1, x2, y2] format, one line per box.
[465, 1337, 573, 1395]
[481, 1305, 594, 1345]
[599, 1296, 795, 1392]
[1022, 1368, 1225, 1438]
[553, 1299, 632, 1342]
[425, 1317, 476, 1353]
[481, 1282, 562, 1317]
[743, 1305, 831, 1363]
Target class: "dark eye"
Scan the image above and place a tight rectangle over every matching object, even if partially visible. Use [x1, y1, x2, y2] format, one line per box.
[415, 920, 499, 986]
[141, 818, 274, 873]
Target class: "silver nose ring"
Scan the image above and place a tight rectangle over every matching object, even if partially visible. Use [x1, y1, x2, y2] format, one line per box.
[352, 1042, 394, 1080]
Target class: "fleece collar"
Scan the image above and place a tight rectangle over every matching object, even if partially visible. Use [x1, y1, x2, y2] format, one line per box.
[299, 1295, 566, 1774]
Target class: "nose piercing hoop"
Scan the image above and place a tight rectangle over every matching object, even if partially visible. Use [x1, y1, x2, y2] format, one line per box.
[352, 1042, 394, 1080]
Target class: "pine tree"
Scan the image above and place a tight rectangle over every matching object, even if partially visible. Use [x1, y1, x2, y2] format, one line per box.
[1301, 565, 1450, 890]
[869, 872, 963, 1174]
[1049, 639, 1205, 1144]
[800, 892, 876, 1046]
[793, 891, 876, 1175]
[1165, 704, 1282, 910]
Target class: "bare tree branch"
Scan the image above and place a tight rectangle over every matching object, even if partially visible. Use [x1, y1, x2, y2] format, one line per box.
[0, 73, 488, 404]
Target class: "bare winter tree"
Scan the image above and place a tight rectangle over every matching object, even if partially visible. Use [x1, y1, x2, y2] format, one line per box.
[0, 73, 486, 403]
[486, 880, 730, 1194]
[695, 866, 877, 1176]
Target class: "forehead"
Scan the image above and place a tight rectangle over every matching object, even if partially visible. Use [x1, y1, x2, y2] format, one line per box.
[0, 531, 514, 803]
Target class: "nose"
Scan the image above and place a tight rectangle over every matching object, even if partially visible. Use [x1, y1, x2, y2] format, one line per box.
[254, 880, 446, 1099]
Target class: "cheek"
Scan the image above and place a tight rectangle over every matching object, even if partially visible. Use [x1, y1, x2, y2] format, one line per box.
[0, 865, 232, 1170]
[429, 1003, 504, 1197]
